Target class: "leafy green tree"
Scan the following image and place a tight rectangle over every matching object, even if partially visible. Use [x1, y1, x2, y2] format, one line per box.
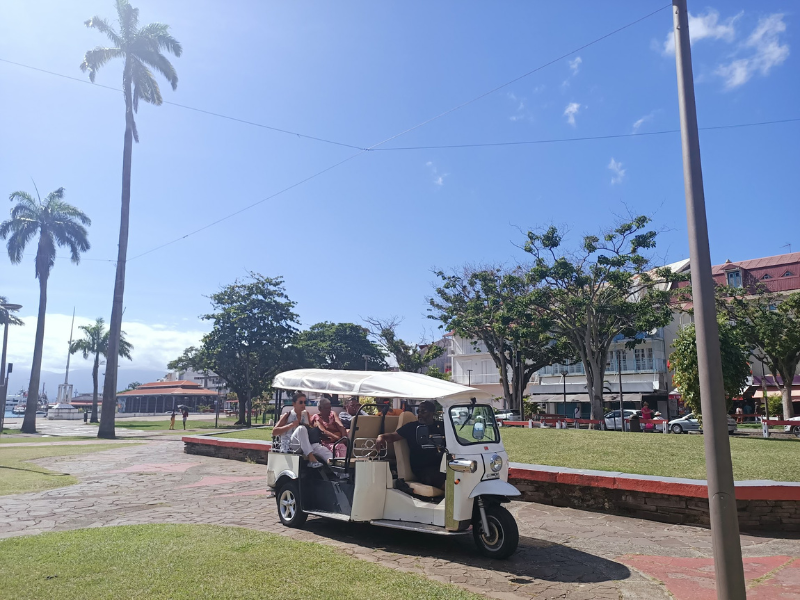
[81, 0, 182, 439]
[425, 366, 451, 381]
[297, 322, 386, 371]
[200, 274, 299, 426]
[1, 187, 91, 433]
[70, 318, 133, 423]
[167, 346, 206, 376]
[524, 216, 682, 421]
[430, 265, 571, 412]
[718, 288, 800, 419]
[669, 317, 751, 417]
[364, 316, 443, 372]
[126, 381, 141, 390]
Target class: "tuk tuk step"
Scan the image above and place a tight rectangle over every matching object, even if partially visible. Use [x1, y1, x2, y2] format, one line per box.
[305, 510, 351, 522]
[369, 520, 470, 535]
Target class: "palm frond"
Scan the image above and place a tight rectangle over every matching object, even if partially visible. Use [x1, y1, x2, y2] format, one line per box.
[9, 203, 37, 222]
[131, 47, 178, 90]
[45, 187, 66, 203]
[8, 191, 36, 207]
[117, 0, 139, 39]
[130, 57, 163, 108]
[135, 23, 182, 57]
[80, 47, 124, 82]
[0, 297, 24, 327]
[2, 220, 39, 264]
[49, 199, 91, 227]
[83, 16, 122, 47]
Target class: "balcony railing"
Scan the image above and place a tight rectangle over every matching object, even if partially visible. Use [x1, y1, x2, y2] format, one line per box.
[452, 373, 501, 385]
[539, 358, 666, 376]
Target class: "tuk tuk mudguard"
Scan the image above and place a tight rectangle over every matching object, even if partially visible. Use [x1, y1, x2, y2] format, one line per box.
[469, 479, 522, 500]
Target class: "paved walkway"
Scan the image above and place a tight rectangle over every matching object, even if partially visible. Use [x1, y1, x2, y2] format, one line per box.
[1, 439, 798, 599]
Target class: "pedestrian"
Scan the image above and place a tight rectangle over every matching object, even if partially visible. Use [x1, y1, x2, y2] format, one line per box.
[169, 410, 176, 430]
[641, 402, 653, 432]
[735, 406, 743, 424]
[182, 407, 189, 430]
[573, 405, 581, 420]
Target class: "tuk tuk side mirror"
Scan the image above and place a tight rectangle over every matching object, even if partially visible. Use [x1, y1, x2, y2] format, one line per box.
[473, 417, 485, 440]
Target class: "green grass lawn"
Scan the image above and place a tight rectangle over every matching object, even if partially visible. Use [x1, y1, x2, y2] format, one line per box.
[211, 425, 800, 481]
[0, 444, 128, 495]
[500, 428, 800, 482]
[94, 416, 242, 434]
[0, 525, 480, 600]
[215, 427, 273, 440]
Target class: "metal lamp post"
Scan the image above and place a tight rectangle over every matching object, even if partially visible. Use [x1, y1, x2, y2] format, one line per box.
[362, 354, 370, 371]
[467, 369, 472, 386]
[0, 302, 23, 436]
[672, 1, 746, 596]
[561, 368, 568, 417]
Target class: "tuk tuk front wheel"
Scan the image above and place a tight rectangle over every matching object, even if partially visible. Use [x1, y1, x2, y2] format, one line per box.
[276, 480, 307, 528]
[473, 504, 519, 559]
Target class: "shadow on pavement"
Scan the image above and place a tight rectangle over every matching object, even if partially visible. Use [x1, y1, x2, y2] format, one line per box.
[302, 518, 631, 584]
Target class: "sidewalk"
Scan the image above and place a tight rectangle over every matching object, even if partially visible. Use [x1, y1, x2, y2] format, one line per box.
[0, 438, 797, 599]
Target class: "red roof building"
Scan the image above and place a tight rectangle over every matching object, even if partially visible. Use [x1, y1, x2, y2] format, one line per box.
[117, 380, 221, 413]
[675, 251, 800, 295]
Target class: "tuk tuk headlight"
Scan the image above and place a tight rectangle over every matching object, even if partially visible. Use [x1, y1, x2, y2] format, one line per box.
[490, 453, 503, 473]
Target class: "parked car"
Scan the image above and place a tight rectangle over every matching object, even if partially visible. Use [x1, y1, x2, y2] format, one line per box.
[783, 416, 800, 436]
[603, 409, 638, 431]
[494, 410, 521, 422]
[668, 413, 737, 435]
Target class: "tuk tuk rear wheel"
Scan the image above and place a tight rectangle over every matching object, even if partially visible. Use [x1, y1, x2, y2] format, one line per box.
[473, 504, 519, 559]
[277, 480, 307, 528]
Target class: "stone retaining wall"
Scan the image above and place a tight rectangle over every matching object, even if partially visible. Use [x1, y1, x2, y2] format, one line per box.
[184, 435, 800, 533]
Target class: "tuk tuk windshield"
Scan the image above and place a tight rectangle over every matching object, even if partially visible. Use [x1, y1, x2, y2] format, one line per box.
[449, 405, 500, 445]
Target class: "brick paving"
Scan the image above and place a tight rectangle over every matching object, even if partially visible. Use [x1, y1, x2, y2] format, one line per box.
[1, 438, 798, 599]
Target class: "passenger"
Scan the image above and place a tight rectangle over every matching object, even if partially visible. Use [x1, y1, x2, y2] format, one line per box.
[339, 396, 366, 430]
[378, 398, 402, 416]
[311, 398, 348, 458]
[273, 392, 331, 468]
[375, 400, 446, 489]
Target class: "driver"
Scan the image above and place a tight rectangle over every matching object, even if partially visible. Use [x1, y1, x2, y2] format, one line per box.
[375, 400, 445, 488]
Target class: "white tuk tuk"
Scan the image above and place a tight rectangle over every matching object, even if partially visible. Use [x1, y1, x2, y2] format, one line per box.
[266, 369, 521, 558]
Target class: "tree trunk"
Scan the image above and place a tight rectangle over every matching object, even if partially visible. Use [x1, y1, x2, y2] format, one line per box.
[21, 269, 48, 433]
[91, 352, 100, 423]
[779, 365, 796, 419]
[583, 355, 606, 424]
[99, 64, 134, 439]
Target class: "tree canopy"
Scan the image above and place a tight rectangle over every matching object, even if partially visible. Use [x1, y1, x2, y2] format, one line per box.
[718, 287, 800, 419]
[430, 265, 570, 411]
[365, 316, 443, 373]
[200, 273, 300, 425]
[297, 322, 386, 371]
[523, 216, 682, 420]
[669, 316, 751, 417]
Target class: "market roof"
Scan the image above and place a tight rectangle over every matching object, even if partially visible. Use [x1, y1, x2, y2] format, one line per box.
[273, 368, 492, 402]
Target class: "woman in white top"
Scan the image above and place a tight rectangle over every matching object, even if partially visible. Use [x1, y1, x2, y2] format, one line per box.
[273, 393, 332, 467]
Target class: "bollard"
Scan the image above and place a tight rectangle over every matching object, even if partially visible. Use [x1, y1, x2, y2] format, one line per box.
[762, 420, 770, 438]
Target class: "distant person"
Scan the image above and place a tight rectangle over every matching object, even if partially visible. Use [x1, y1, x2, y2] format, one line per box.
[573, 406, 581, 420]
[378, 398, 402, 416]
[169, 410, 176, 430]
[182, 407, 189, 430]
[641, 402, 653, 432]
[735, 406, 743, 424]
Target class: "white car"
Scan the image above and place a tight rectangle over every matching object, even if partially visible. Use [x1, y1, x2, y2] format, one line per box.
[783, 416, 800, 436]
[668, 413, 737, 435]
[494, 410, 521, 422]
[603, 409, 638, 431]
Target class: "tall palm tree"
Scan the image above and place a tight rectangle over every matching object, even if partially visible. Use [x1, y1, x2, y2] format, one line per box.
[70, 318, 133, 423]
[81, 0, 181, 439]
[0, 187, 91, 433]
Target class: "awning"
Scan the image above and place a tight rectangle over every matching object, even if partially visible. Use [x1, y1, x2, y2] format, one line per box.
[272, 369, 493, 403]
[751, 387, 800, 400]
[534, 393, 644, 404]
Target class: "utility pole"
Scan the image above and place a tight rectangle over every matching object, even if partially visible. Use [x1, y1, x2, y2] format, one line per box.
[671, 1, 746, 598]
[617, 352, 625, 432]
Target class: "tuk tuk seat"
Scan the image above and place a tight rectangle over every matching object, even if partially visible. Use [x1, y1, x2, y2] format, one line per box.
[393, 413, 444, 498]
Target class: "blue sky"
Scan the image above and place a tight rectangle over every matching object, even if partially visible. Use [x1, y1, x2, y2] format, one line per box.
[0, 1, 797, 393]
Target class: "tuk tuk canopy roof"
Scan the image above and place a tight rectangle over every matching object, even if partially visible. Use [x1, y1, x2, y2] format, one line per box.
[273, 369, 493, 403]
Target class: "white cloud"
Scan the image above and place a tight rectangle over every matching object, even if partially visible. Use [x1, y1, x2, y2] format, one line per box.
[716, 14, 789, 89]
[568, 56, 582, 74]
[608, 157, 626, 184]
[426, 161, 448, 187]
[5, 313, 208, 374]
[661, 9, 740, 55]
[563, 102, 581, 126]
[632, 110, 657, 132]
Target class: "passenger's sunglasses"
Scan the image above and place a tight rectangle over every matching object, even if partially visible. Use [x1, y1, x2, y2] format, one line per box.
[297, 400, 306, 405]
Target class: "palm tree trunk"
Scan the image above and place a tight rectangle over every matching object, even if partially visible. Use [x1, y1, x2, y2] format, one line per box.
[98, 65, 134, 439]
[21, 270, 48, 433]
[91, 352, 100, 423]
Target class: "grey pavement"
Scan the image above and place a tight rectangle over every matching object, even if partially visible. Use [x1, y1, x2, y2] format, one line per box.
[1, 438, 798, 599]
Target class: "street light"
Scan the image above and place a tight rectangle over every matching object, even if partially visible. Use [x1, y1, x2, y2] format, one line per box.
[362, 354, 370, 371]
[0, 302, 23, 436]
[467, 369, 473, 386]
[560, 368, 568, 417]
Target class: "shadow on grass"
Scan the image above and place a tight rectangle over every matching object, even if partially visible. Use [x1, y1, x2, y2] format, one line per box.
[300, 518, 630, 584]
[0, 465, 71, 477]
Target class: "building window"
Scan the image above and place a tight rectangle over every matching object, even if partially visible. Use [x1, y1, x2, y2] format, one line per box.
[726, 270, 742, 288]
[783, 271, 795, 277]
[762, 273, 772, 280]
[635, 348, 654, 371]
